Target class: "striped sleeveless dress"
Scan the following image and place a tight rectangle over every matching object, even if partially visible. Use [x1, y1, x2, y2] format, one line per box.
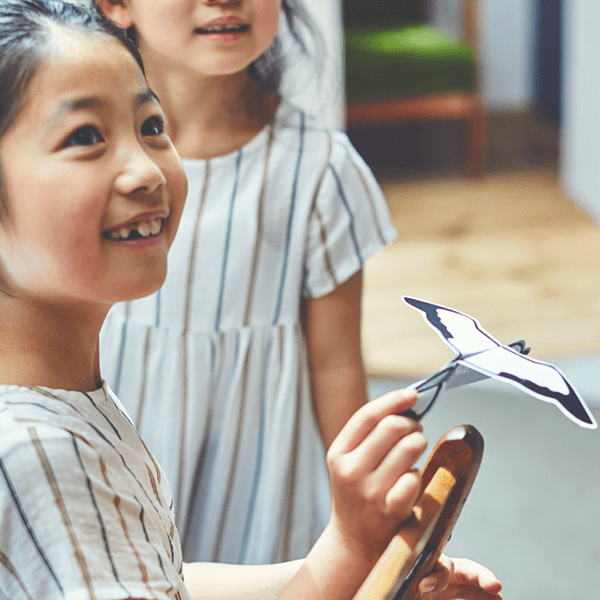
[100, 101, 397, 564]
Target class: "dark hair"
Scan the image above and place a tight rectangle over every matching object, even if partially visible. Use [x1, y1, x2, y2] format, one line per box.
[0, 0, 146, 222]
[249, 0, 323, 93]
[92, 0, 323, 95]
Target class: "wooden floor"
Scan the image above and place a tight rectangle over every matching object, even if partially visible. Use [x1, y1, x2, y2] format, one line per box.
[362, 169, 600, 377]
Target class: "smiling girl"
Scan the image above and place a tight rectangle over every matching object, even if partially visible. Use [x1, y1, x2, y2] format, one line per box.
[0, 5, 503, 599]
[0, 2, 503, 599]
[94, 0, 398, 566]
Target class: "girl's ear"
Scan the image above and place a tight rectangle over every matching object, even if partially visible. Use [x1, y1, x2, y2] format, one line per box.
[95, 0, 135, 30]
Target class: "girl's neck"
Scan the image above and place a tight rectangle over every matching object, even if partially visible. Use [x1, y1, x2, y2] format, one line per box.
[0, 296, 106, 392]
[142, 55, 280, 160]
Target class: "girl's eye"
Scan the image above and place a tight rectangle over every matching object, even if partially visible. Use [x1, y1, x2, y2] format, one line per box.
[141, 116, 166, 137]
[64, 125, 104, 147]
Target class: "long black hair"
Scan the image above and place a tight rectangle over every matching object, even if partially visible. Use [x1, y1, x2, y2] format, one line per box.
[0, 0, 146, 222]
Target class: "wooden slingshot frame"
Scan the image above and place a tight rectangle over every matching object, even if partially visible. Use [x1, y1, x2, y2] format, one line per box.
[353, 425, 484, 600]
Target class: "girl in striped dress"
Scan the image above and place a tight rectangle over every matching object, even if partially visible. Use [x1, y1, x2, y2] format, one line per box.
[95, 0, 399, 565]
[0, 3, 505, 599]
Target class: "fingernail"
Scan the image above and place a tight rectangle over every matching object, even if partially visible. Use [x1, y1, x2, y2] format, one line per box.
[420, 583, 435, 593]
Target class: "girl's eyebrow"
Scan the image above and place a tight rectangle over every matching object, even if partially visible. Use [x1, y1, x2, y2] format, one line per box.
[138, 87, 160, 106]
[44, 89, 160, 131]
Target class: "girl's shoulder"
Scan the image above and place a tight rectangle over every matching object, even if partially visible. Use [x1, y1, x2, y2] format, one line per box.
[274, 100, 344, 139]
[272, 100, 360, 162]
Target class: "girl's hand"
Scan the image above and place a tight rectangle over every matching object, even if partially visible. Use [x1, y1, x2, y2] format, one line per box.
[325, 388, 427, 560]
[419, 556, 503, 600]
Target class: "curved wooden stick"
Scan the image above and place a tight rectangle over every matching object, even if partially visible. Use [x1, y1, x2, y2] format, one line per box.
[353, 425, 484, 600]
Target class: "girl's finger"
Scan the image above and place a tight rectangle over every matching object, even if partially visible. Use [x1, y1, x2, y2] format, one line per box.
[329, 388, 418, 455]
[420, 557, 503, 600]
[448, 558, 502, 593]
[382, 468, 422, 521]
[369, 427, 428, 491]
[345, 414, 424, 475]
[419, 554, 453, 593]
[421, 586, 503, 600]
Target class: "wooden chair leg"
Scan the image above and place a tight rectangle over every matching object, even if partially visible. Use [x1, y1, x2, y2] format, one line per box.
[465, 103, 487, 177]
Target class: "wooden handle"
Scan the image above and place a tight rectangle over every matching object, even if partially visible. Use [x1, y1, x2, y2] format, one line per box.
[353, 425, 483, 600]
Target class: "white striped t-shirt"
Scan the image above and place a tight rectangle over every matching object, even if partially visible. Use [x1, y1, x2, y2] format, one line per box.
[100, 101, 397, 565]
[0, 383, 189, 600]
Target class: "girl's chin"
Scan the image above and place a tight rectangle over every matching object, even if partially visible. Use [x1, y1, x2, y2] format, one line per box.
[109, 274, 167, 304]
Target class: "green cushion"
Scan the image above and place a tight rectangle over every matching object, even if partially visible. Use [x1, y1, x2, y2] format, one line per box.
[345, 24, 476, 102]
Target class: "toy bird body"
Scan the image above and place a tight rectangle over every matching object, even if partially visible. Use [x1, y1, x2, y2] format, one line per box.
[404, 297, 597, 429]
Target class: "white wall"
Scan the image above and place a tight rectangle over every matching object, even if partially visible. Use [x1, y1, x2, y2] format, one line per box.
[560, 1, 600, 223]
[479, 0, 535, 109]
[433, 0, 535, 110]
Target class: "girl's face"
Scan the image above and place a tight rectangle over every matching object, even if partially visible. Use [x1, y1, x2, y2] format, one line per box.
[0, 31, 187, 307]
[98, 0, 283, 76]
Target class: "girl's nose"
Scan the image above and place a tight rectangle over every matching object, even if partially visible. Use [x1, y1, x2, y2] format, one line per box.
[115, 147, 167, 197]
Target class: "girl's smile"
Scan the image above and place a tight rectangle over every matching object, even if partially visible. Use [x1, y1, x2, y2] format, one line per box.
[195, 15, 250, 41]
[103, 210, 168, 243]
[0, 30, 187, 306]
[98, 0, 282, 77]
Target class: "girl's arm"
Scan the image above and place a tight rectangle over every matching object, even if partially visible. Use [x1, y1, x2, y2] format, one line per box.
[182, 390, 425, 600]
[182, 560, 303, 600]
[181, 391, 501, 600]
[303, 270, 367, 449]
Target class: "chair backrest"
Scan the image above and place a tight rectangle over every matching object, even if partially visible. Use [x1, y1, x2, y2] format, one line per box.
[343, 0, 425, 30]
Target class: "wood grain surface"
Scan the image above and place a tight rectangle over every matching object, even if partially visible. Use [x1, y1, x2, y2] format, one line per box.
[362, 170, 600, 376]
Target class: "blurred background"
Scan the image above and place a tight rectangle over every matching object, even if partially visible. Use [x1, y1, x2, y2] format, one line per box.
[290, 1, 600, 599]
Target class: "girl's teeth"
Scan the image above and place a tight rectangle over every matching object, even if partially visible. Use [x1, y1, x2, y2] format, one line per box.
[137, 222, 151, 237]
[109, 218, 163, 240]
[150, 219, 161, 235]
[201, 23, 245, 32]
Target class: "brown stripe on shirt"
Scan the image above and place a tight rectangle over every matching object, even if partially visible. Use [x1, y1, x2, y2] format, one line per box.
[212, 347, 252, 561]
[309, 133, 338, 290]
[29, 427, 97, 600]
[0, 550, 35, 600]
[27, 387, 87, 419]
[99, 456, 160, 600]
[280, 348, 303, 561]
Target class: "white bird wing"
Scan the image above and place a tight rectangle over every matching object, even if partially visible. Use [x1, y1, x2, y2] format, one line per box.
[403, 297, 500, 356]
[459, 345, 597, 429]
[404, 296, 597, 429]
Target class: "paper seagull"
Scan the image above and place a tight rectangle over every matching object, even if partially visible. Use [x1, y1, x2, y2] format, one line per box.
[403, 296, 597, 429]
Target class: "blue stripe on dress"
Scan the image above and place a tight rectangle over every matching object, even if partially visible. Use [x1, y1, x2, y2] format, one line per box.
[114, 317, 128, 396]
[72, 437, 130, 596]
[238, 334, 273, 562]
[328, 164, 363, 268]
[0, 457, 63, 593]
[273, 111, 305, 325]
[215, 150, 242, 332]
[155, 289, 161, 328]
